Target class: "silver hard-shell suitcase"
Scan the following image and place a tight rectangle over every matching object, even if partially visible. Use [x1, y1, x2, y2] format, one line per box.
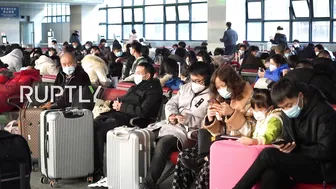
[107, 126, 155, 189]
[39, 109, 94, 187]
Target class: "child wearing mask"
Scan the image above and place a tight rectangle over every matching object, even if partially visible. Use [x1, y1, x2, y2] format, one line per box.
[258, 54, 289, 82]
[238, 89, 283, 145]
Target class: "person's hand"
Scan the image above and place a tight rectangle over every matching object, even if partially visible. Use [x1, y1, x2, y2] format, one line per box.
[115, 57, 123, 63]
[112, 100, 122, 111]
[237, 137, 254, 145]
[168, 114, 178, 125]
[282, 69, 289, 76]
[275, 142, 296, 153]
[207, 106, 217, 122]
[215, 102, 234, 116]
[258, 71, 265, 78]
[40, 102, 52, 110]
[175, 115, 185, 124]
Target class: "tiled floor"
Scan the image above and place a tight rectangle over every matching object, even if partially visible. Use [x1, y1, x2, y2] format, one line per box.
[30, 166, 174, 189]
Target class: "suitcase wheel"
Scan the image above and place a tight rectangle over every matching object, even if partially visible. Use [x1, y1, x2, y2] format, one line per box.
[87, 176, 93, 183]
[40, 176, 49, 184]
[50, 180, 59, 188]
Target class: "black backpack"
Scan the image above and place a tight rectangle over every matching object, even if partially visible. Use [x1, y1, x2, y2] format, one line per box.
[0, 130, 31, 189]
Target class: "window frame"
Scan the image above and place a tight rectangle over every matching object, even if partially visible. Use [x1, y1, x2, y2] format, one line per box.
[99, 0, 208, 41]
[245, 0, 336, 43]
[43, 4, 71, 23]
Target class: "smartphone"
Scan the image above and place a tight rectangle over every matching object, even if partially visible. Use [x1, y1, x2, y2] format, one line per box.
[271, 139, 288, 145]
[208, 99, 220, 104]
[220, 135, 240, 141]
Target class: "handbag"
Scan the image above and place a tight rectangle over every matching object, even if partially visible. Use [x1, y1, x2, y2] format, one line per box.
[4, 120, 20, 135]
[92, 99, 111, 118]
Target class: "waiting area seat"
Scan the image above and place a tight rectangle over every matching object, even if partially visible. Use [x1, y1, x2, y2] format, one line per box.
[41, 75, 57, 83]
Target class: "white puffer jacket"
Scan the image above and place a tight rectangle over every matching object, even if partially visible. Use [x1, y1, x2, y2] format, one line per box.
[34, 55, 59, 76]
[0, 49, 23, 72]
[81, 55, 110, 87]
[147, 82, 210, 149]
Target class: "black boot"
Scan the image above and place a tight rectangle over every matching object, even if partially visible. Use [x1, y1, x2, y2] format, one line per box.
[92, 168, 104, 183]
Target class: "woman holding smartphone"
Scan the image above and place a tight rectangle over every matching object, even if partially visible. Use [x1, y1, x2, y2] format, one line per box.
[172, 65, 256, 189]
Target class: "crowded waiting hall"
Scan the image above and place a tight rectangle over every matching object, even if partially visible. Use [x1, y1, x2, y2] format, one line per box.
[1, 0, 336, 189]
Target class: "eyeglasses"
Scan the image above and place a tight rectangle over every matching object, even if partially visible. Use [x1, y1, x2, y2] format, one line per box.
[191, 79, 205, 85]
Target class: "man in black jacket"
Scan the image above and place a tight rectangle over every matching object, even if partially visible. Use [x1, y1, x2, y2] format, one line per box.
[234, 78, 336, 189]
[41, 52, 94, 110]
[93, 62, 163, 181]
[284, 60, 336, 104]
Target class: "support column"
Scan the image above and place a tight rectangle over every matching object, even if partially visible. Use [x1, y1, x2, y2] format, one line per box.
[70, 5, 100, 44]
[207, 0, 227, 51]
[207, 0, 246, 51]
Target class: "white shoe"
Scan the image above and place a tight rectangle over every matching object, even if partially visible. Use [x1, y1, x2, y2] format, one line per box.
[88, 177, 108, 188]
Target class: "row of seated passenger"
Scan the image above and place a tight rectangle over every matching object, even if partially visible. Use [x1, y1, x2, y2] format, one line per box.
[39, 72, 336, 189]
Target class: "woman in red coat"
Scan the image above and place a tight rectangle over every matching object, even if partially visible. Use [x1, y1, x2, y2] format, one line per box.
[0, 67, 41, 113]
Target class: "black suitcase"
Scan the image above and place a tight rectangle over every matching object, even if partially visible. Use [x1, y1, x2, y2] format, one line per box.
[0, 130, 31, 189]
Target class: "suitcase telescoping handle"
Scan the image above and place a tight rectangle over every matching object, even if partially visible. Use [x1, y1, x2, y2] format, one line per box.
[112, 127, 137, 140]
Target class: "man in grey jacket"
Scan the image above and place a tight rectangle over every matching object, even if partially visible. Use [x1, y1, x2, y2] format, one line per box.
[140, 62, 213, 189]
[221, 22, 238, 55]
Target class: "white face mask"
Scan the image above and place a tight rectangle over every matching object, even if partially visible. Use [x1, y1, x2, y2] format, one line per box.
[239, 50, 245, 55]
[217, 87, 231, 99]
[134, 74, 143, 85]
[269, 64, 277, 72]
[191, 82, 206, 93]
[253, 110, 266, 121]
[73, 45, 77, 49]
[285, 53, 290, 58]
[293, 43, 299, 48]
[315, 52, 319, 56]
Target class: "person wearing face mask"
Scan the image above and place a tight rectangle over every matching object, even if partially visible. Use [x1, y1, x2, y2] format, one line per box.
[140, 62, 212, 189]
[284, 47, 291, 59]
[108, 43, 128, 86]
[40, 52, 93, 110]
[237, 89, 283, 145]
[83, 41, 93, 55]
[234, 78, 336, 189]
[258, 54, 289, 82]
[235, 44, 247, 61]
[314, 44, 324, 57]
[239, 46, 266, 73]
[51, 40, 62, 52]
[292, 39, 304, 55]
[92, 63, 162, 183]
[158, 58, 183, 90]
[172, 65, 255, 189]
[123, 41, 148, 82]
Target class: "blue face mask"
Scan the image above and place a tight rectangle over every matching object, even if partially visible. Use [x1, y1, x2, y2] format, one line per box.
[283, 97, 302, 118]
[218, 87, 231, 99]
[115, 51, 123, 57]
[62, 66, 75, 75]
